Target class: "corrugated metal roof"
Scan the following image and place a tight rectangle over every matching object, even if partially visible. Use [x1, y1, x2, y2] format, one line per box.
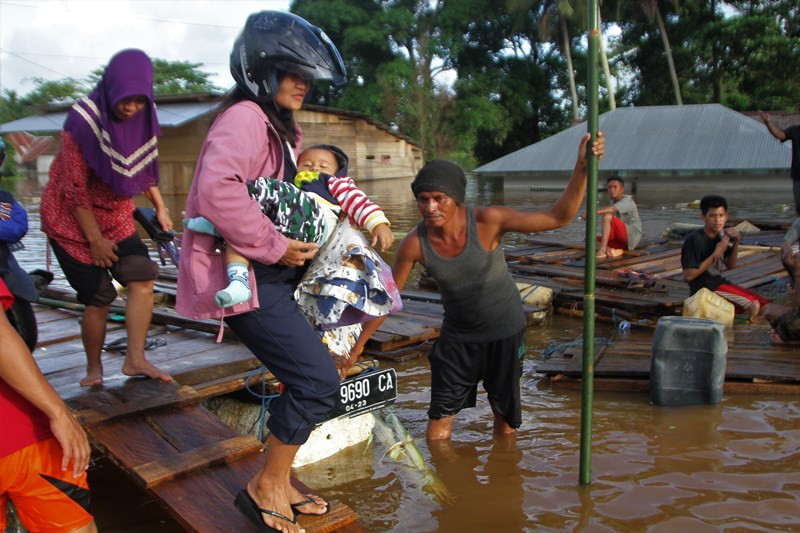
[473, 104, 791, 174]
[0, 101, 219, 134]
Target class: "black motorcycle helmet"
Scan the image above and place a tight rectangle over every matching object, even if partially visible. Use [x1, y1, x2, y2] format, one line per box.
[230, 11, 346, 102]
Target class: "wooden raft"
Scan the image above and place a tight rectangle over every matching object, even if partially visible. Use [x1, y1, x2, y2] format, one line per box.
[32, 303, 377, 532]
[504, 233, 789, 322]
[536, 324, 800, 394]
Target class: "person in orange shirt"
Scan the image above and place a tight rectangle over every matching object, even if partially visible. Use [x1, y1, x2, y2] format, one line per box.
[0, 278, 96, 533]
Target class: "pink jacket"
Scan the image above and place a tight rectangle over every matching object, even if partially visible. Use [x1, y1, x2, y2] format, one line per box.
[176, 101, 302, 320]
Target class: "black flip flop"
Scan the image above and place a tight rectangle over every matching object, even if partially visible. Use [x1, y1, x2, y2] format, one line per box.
[291, 494, 331, 516]
[234, 489, 296, 533]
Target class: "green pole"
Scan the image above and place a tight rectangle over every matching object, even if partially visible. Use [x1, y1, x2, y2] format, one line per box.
[580, 0, 600, 486]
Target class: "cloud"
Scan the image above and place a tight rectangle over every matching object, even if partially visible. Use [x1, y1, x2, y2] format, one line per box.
[0, 0, 290, 95]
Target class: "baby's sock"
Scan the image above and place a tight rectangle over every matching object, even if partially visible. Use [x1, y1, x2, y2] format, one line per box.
[215, 262, 251, 308]
[184, 216, 220, 237]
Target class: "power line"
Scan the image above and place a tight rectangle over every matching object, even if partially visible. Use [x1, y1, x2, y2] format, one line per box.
[0, 47, 77, 79]
[0, 0, 242, 30]
[2, 49, 227, 67]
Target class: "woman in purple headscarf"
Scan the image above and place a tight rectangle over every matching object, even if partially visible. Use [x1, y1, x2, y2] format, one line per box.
[41, 49, 172, 387]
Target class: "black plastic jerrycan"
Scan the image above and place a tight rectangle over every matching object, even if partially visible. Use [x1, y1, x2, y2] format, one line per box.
[650, 316, 728, 406]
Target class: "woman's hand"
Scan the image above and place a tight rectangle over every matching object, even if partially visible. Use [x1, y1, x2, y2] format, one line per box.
[156, 207, 174, 232]
[88, 236, 119, 267]
[371, 224, 395, 251]
[278, 238, 319, 266]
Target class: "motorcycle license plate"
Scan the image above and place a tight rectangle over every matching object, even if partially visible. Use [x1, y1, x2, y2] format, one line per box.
[323, 368, 397, 423]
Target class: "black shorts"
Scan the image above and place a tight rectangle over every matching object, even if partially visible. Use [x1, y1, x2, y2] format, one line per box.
[427, 328, 526, 428]
[50, 235, 157, 307]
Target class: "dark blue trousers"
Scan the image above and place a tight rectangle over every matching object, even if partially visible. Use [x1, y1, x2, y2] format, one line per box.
[224, 264, 339, 445]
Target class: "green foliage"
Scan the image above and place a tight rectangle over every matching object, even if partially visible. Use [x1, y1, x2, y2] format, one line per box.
[2, 1, 798, 166]
[0, 90, 27, 125]
[21, 78, 89, 106]
[0, 59, 220, 127]
[0, 140, 19, 178]
[89, 59, 219, 95]
[611, 0, 800, 110]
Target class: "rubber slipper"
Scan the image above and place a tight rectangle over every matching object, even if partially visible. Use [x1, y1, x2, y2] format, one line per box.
[234, 489, 296, 533]
[103, 337, 128, 351]
[291, 494, 330, 516]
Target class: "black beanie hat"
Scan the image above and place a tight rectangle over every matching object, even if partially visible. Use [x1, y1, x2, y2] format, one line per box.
[411, 160, 467, 205]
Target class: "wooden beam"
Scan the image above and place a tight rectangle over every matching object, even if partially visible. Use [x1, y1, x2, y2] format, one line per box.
[132, 435, 263, 488]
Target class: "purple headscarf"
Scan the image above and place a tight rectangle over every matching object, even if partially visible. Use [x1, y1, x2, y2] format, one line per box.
[63, 49, 161, 197]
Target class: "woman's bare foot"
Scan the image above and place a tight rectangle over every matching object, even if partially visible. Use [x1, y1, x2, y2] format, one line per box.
[122, 358, 172, 382]
[595, 247, 608, 259]
[289, 485, 328, 516]
[79, 366, 103, 387]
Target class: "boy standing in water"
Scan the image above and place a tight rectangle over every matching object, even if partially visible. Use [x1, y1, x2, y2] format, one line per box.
[350, 132, 605, 441]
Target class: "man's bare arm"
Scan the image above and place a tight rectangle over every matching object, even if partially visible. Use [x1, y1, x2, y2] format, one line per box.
[496, 131, 604, 235]
[341, 231, 422, 376]
[760, 111, 787, 141]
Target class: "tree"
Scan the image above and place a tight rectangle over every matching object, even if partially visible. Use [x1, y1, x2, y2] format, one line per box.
[20, 78, 89, 106]
[0, 89, 27, 125]
[89, 59, 219, 95]
[607, 0, 684, 106]
[293, 0, 458, 158]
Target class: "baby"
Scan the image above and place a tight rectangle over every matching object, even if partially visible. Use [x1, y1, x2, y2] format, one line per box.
[185, 144, 394, 307]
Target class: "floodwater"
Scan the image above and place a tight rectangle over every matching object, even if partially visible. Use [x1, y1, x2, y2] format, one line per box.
[4, 174, 800, 532]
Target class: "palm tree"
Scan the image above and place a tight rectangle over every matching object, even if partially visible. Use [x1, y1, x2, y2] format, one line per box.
[607, 0, 683, 105]
[642, 0, 682, 104]
[510, 0, 618, 120]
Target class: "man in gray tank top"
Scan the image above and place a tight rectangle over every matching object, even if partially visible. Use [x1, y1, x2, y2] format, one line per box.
[351, 132, 605, 441]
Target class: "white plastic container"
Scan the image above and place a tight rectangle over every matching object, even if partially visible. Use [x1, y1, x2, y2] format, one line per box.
[516, 282, 553, 308]
[682, 287, 735, 328]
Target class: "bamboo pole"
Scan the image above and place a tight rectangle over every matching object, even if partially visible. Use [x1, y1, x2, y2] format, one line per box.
[580, 0, 600, 486]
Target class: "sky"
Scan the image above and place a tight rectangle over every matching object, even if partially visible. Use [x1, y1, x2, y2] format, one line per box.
[0, 0, 293, 96]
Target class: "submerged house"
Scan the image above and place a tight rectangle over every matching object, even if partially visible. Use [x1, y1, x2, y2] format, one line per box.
[473, 104, 793, 190]
[0, 94, 423, 197]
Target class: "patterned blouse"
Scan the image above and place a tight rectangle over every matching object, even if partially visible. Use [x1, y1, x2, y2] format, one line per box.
[40, 132, 137, 264]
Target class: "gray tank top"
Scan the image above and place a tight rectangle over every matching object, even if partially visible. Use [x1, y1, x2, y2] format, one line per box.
[417, 206, 526, 342]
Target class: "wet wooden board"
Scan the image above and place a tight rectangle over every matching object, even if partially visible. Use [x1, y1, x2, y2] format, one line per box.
[35, 314, 125, 347]
[71, 382, 202, 427]
[368, 315, 440, 351]
[42, 286, 240, 340]
[30, 306, 366, 532]
[537, 325, 800, 389]
[88, 404, 359, 532]
[132, 434, 264, 488]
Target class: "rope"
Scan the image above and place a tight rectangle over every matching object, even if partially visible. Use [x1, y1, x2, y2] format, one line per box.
[244, 367, 280, 442]
[541, 336, 614, 360]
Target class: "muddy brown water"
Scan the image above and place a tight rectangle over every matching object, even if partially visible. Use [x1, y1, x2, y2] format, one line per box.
[4, 174, 800, 531]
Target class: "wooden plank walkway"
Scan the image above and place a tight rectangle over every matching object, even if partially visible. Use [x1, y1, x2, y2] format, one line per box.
[536, 322, 800, 394]
[34, 279, 447, 532]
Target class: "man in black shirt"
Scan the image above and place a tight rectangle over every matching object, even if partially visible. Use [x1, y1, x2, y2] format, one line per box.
[760, 111, 800, 215]
[681, 195, 785, 319]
